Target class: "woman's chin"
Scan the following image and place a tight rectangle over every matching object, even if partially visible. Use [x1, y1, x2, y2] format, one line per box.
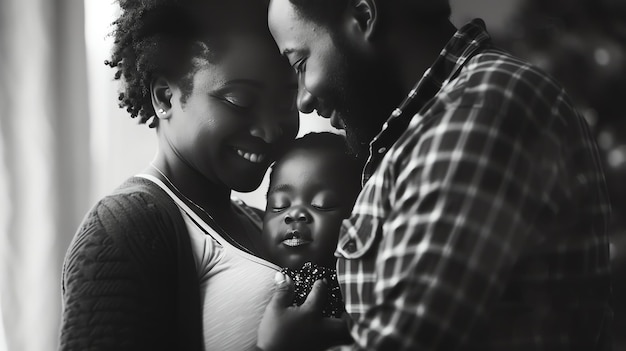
[228, 176, 265, 193]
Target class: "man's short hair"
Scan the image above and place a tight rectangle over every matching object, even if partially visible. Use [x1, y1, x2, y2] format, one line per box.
[287, 0, 347, 27]
[288, 0, 451, 27]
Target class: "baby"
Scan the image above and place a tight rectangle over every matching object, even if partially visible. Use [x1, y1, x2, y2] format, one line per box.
[263, 132, 363, 318]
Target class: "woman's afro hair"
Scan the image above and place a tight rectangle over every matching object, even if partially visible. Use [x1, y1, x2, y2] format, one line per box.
[104, 0, 223, 126]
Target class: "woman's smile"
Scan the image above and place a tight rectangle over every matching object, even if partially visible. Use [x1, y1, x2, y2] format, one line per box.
[235, 148, 267, 163]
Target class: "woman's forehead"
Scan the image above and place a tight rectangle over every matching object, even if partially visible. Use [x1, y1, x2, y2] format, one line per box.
[195, 34, 292, 84]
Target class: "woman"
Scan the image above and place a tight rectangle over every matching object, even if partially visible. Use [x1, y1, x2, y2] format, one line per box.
[59, 0, 298, 350]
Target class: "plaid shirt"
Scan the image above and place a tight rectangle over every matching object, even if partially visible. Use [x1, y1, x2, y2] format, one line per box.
[335, 19, 612, 350]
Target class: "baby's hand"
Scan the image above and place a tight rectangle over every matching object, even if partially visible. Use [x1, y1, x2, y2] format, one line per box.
[280, 262, 343, 318]
[256, 272, 352, 351]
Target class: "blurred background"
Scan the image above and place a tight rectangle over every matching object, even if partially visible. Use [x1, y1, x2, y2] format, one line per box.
[0, 0, 624, 350]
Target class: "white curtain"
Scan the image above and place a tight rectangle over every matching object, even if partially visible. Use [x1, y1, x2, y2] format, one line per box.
[0, 0, 91, 350]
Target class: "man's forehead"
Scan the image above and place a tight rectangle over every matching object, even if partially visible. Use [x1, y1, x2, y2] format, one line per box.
[268, 0, 309, 54]
[268, 0, 313, 31]
[268, 0, 295, 22]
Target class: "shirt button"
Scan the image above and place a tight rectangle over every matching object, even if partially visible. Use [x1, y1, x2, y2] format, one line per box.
[378, 147, 387, 154]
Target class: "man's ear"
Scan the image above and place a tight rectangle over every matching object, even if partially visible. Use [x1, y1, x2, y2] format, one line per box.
[344, 0, 378, 41]
[150, 76, 174, 119]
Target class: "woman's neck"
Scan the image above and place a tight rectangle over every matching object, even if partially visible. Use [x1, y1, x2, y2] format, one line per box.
[147, 152, 232, 216]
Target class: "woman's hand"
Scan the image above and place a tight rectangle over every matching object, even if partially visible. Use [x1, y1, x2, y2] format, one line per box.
[256, 272, 353, 351]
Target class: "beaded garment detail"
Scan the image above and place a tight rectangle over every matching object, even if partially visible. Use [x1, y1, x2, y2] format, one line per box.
[280, 262, 344, 318]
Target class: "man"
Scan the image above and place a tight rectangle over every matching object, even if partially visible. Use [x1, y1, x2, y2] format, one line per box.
[257, 0, 612, 350]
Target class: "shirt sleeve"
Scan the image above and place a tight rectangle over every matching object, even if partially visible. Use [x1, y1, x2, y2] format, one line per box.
[350, 104, 560, 350]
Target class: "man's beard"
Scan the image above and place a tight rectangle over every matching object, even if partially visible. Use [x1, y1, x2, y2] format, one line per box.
[330, 45, 402, 159]
[341, 115, 376, 159]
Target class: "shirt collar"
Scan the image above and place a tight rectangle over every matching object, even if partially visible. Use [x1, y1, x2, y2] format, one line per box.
[362, 18, 492, 184]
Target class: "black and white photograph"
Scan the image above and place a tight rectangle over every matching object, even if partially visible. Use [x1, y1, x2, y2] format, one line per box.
[0, 0, 624, 350]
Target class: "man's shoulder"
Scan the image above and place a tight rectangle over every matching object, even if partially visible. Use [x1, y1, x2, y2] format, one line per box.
[394, 48, 574, 156]
[437, 47, 569, 118]
[458, 48, 561, 93]
[465, 48, 533, 72]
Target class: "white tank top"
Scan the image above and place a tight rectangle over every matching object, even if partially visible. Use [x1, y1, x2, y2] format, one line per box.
[137, 174, 280, 351]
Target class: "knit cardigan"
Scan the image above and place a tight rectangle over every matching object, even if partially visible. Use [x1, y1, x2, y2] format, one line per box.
[59, 177, 204, 351]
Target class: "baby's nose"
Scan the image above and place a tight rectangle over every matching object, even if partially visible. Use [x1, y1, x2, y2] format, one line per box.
[284, 208, 311, 224]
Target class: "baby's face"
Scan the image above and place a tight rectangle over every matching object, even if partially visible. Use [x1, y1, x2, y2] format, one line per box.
[263, 148, 356, 270]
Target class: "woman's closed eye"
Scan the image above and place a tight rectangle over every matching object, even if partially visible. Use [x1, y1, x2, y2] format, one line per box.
[218, 90, 257, 110]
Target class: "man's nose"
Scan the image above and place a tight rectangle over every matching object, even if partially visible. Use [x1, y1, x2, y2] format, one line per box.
[297, 85, 316, 114]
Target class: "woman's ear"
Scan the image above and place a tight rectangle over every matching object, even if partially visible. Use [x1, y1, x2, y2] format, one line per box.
[150, 76, 173, 119]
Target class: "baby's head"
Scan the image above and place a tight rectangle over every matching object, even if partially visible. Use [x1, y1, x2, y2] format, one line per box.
[263, 132, 363, 270]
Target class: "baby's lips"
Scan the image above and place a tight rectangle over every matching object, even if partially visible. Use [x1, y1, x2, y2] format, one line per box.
[282, 227, 311, 241]
[281, 237, 312, 247]
[283, 229, 299, 240]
